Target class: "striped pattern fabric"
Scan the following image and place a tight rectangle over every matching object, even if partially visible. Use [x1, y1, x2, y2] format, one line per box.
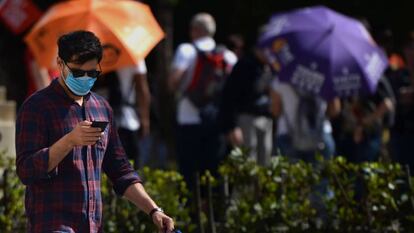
[15, 79, 141, 233]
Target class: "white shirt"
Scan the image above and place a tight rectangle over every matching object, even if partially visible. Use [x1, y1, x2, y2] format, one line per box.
[171, 36, 237, 125]
[271, 79, 332, 136]
[116, 60, 147, 131]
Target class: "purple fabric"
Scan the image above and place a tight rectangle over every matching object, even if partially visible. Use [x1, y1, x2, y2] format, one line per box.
[259, 6, 388, 100]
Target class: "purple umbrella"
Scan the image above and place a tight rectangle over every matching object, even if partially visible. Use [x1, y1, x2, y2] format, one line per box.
[259, 5, 388, 100]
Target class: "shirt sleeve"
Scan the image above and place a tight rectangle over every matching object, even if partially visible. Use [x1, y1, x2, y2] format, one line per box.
[224, 50, 238, 67]
[171, 43, 196, 71]
[15, 99, 58, 185]
[102, 105, 142, 196]
[135, 60, 148, 75]
[218, 59, 250, 133]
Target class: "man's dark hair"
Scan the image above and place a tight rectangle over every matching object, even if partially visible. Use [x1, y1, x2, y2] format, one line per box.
[58, 30, 103, 64]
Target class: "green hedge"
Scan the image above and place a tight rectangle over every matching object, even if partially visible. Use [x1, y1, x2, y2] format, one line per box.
[216, 148, 414, 232]
[0, 154, 25, 233]
[1, 149, 414, 232]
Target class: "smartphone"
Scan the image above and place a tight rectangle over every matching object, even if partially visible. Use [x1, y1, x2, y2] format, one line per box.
[91, 121, 109, 131]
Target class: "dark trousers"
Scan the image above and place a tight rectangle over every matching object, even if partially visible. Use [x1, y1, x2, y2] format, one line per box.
[176, 123, 224, 190]
[336, 133, 381, 163]
[391, 131, 414, 174]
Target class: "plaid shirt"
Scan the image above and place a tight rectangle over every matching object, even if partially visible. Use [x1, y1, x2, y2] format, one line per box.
[15, 79, 142, 233]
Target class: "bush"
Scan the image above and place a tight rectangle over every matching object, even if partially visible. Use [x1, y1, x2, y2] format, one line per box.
[216, 148, 414, 233]
[218, 148, 320, 232]
[0, 154, 25, 233]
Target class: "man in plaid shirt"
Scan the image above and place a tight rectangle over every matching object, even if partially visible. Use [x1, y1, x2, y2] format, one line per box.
[15, 31, 174, 233]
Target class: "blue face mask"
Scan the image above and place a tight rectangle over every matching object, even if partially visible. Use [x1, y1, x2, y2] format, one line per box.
[64, 72, 97, 96]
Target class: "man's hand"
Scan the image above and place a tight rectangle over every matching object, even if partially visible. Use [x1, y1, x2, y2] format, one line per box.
[67, 121, 103, 146]
[47, 121, 103, 171]
[227, 127, 244, 146]
[353, 126, 364, 144]
[152, 211, 175, 233]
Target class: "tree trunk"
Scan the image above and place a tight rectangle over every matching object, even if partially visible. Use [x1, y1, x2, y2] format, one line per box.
[152, 0, 177, 165]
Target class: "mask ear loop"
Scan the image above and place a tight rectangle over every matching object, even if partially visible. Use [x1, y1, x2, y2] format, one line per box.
[58, 58, 68, 79]
[59, 66, 65, 79]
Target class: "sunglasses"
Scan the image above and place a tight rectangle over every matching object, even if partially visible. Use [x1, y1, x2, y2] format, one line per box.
[64, 61, 102, 78]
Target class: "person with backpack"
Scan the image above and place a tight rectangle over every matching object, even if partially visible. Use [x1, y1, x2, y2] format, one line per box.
[270, 79, 341, 161]
[168, 13, 237, 189]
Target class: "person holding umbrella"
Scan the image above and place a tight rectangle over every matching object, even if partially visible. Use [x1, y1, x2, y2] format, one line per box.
[15, 30, 174, 233]
[270, 78, 341, 159]
[260, 6, 389, 159]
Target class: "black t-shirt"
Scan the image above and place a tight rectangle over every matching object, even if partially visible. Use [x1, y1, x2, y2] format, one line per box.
[218, 52, 272, 133]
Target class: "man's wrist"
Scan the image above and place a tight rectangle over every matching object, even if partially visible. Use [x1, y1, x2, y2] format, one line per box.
[64, 133, 75, 148]
[149, 207, 164, 218]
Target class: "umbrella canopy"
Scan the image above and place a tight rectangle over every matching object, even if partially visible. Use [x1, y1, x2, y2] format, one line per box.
[25, 0, 164, 72]
[259, 6, 388, 100]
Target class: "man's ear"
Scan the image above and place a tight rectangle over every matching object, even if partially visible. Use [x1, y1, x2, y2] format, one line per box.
[56, 57, 64, 68]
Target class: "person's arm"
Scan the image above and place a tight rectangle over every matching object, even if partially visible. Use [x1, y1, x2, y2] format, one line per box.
[124, 183, 174, 232]
[134, 72, 151, 137]
[101, 105, 174, 232]
[102, 107, 142, 195]
[269, 88, 282, 118]
[168, 44, 193, 93]
[362, 97, 394, 126]
[327, 97, 341, 119]
[168, 68, 186, 92]
[220, 61, 247, 146]
[16, 102, 55, 185]
[30, 60, 52, 90]
[48, 121, 103, 171]
[362, 77, 395, 126]
[15, 101, 102, 184]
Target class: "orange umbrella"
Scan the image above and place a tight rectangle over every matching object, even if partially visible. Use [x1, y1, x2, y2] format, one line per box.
[25, 0, 164, 72]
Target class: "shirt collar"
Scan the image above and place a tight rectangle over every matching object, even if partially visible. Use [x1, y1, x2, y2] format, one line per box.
[193, 36, 216, 51]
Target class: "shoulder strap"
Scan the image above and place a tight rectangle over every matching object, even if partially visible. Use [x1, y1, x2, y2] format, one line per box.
[192, 43, 205, 56]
